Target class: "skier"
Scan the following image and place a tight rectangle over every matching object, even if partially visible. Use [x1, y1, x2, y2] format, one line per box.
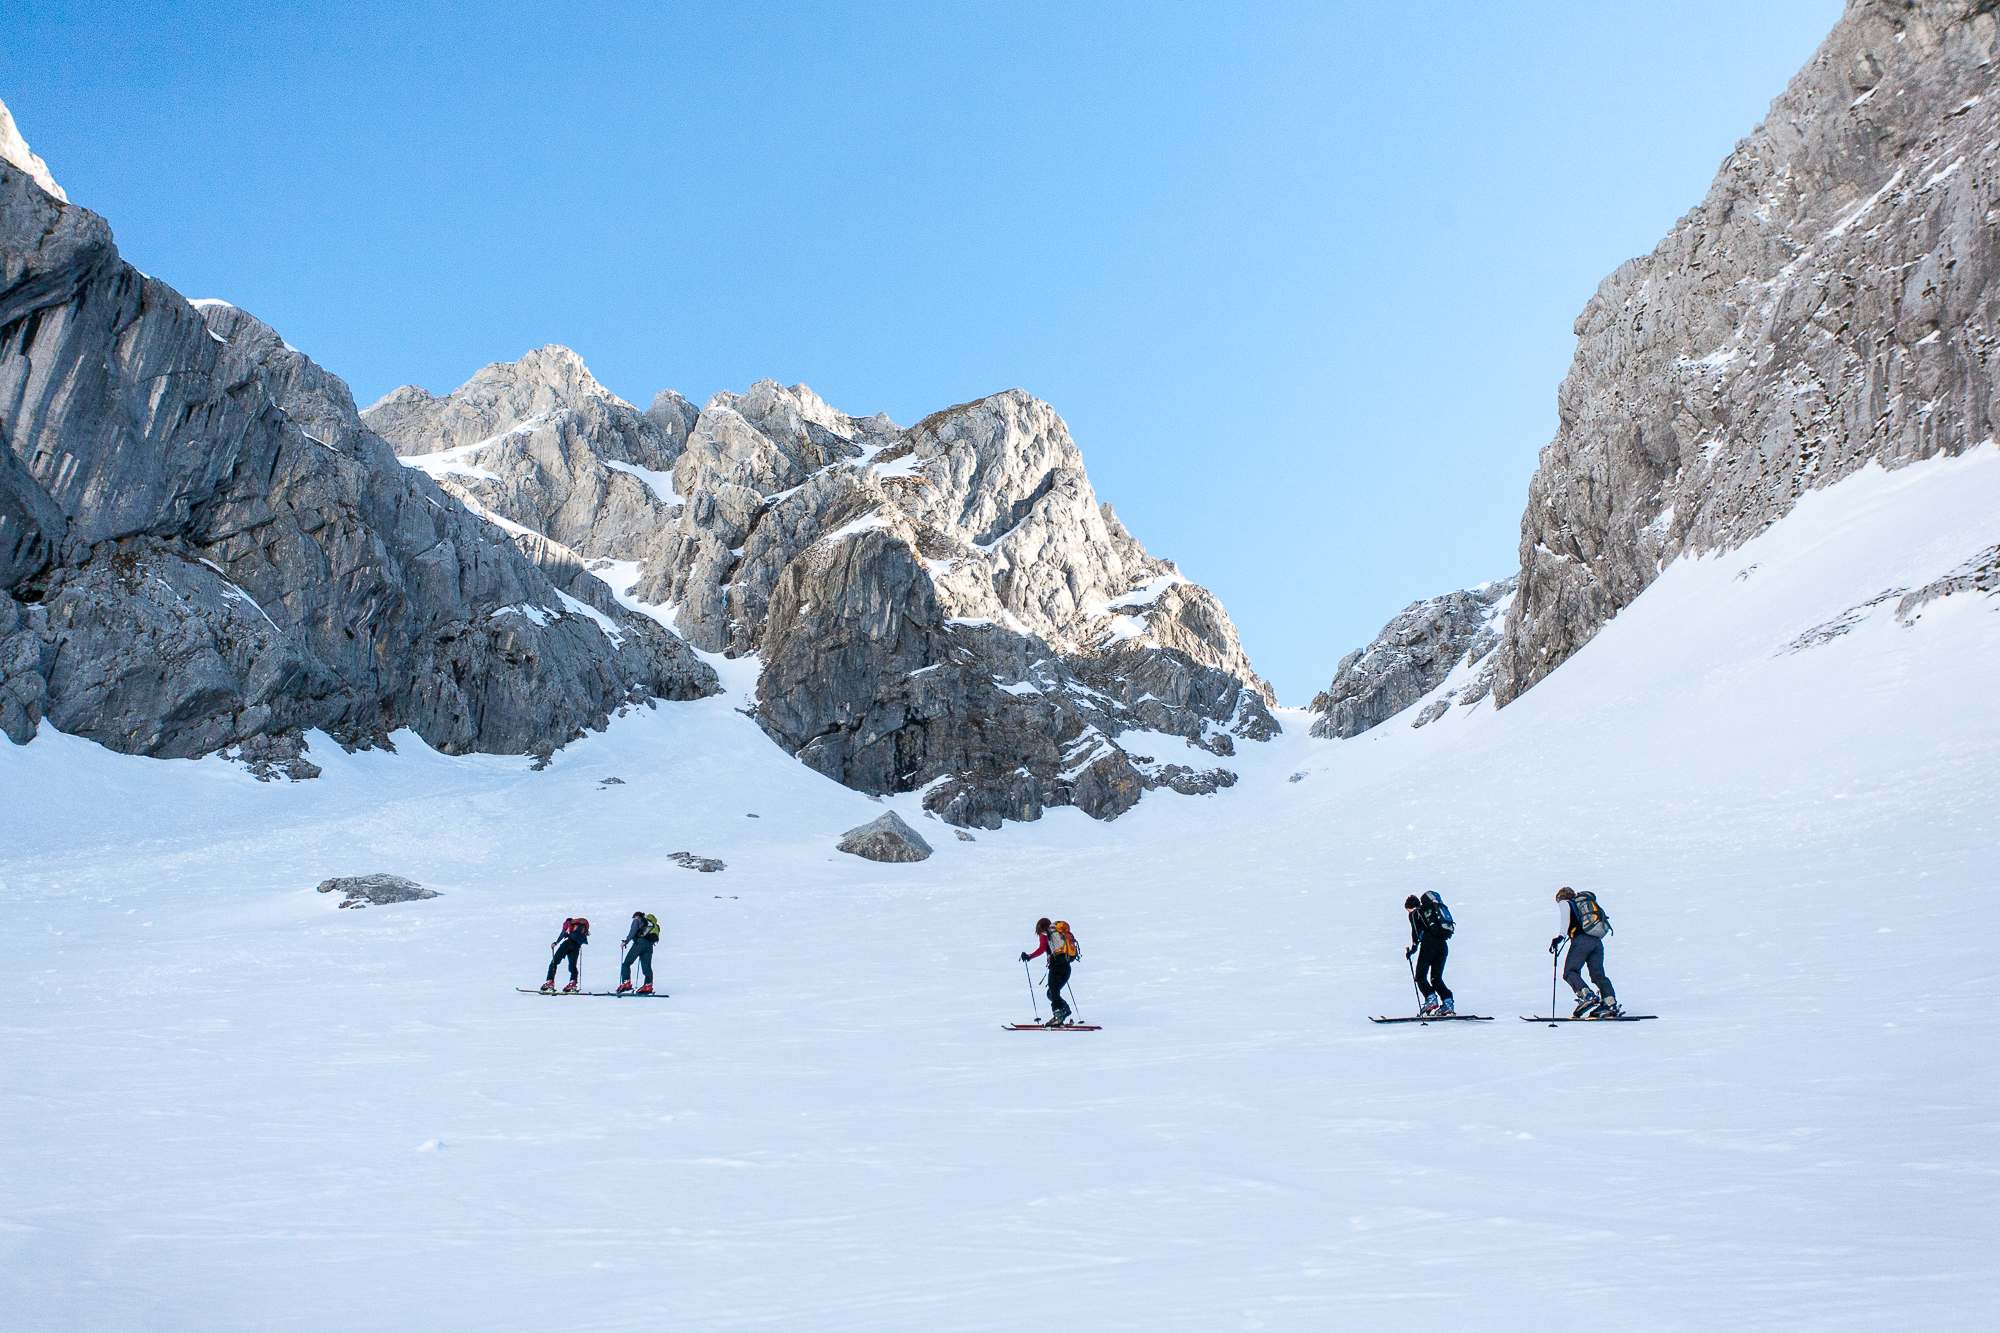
[1020, 917, 1078, 1026]
[1404, 892, 1455, 1015]
[540, 916, 589, 993]
[1553, 887, 1619, 1017]
[617, 911, 659, 995]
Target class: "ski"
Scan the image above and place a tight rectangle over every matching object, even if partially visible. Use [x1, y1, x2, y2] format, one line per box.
[516, 988, 668, 997]
[1520, 1015, 1656, 1022]
[1003, 1023, 1102, 1031]
[1370, 1014, 1494, 1023]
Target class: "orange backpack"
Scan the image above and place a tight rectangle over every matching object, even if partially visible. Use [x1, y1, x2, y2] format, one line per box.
[1051, 921, 1080, 960]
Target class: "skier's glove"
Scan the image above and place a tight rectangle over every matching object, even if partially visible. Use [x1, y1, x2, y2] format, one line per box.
[1019, 952, 1029, 962]
[1549, 936, 1562, 956]
[1404, 946, 1415, 959]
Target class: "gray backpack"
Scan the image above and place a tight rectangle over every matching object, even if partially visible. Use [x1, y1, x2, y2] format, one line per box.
[1574, 891, 1612, 938]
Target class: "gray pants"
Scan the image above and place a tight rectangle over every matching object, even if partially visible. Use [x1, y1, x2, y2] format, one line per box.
[1564, 934, 1614, 1000]
[620, 939, 654, 985]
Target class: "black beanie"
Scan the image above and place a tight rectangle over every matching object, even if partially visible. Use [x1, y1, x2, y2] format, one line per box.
[1404, 895, 1420, 910]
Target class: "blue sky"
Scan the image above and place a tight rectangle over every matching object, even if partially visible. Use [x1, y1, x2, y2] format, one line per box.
[7, 1, 1842, 703]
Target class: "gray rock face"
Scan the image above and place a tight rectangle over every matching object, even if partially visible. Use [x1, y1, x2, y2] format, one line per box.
[1310, 579, 1516, 738]
[371, 357, 1277, 827]
[317, 874, 437, 908]
[1495, 1, 2000, 706]
[0, 162, 718, 764]
[836, 810, 934, 863]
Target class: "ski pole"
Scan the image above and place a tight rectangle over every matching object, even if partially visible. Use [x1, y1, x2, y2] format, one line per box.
[1408, 949, 1423, 1010]
[1064, 976, 1080, 1022]
[1550, 935, 1561, 1025]
[1024, 957, 1040, 1019]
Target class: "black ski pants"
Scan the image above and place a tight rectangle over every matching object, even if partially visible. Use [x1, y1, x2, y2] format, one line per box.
[1047, 954, 1072, 1016]
[621, 939, 654, 985]
[1414, 937, 1451, 1000]
[1564, 934, 1614, 1000]
[547, 938, 583, 983]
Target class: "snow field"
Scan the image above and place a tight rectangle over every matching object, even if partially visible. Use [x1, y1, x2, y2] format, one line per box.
[2, 447, 1996, 1331]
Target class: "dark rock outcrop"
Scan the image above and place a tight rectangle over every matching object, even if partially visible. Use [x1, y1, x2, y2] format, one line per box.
[0, 147, 717, 765]
[1496, 1, 2000, 704]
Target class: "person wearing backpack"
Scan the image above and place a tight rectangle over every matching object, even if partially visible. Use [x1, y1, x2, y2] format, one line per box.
[617, 911, 660, 995]
[1553, 887, 1619, 1017]
[1020, 917, 1079, 1026]
[1403, 892, 1455, 1015]
[540, 917, 590, 993]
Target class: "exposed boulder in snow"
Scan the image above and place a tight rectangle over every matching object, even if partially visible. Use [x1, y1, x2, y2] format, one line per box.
[1496, 0, 2000, 706]
[1309, 578, 1515, 739]
[0, 98, 65, 203]
[836, 810, 934, 863]
[221, 733, 322, 782]
[372, 352, 1277, 827]
[316, 874, 437, 908]
[669, 851, 725, 872]
[0, 162, 717, 766]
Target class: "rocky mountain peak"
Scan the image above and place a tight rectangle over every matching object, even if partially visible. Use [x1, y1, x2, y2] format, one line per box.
[0, 97, 65, 204]
[1308, 578, 1516, 739]
[369, 347, 1277, 826]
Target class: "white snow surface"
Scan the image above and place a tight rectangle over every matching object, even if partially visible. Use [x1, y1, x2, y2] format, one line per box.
[601, 458, 681, 504]
[3, 447, 1998, 1330]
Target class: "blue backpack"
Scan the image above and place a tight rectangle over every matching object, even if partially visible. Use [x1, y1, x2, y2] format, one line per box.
[1417, 891, 1455, 938]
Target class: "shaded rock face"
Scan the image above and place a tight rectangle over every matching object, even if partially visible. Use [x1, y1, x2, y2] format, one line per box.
[836, 810, 934, 863]
[0, 161, 718, 761]
[369, 368, 1277, 827]
[317, 874, 436, 908]
[1496, 0, 2000, 706]
[1309, 579, 1515, 739]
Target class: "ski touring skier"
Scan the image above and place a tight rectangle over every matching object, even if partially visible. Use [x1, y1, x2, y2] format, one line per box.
[617, 911, 660, 995]
[540, 917, 590, 993]
[1021, 917, 1079, 1026]
[1404, 892, 1456, 1015]
[1553, 887, 1619, 1017]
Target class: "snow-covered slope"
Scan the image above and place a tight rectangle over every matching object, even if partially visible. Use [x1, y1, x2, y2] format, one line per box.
[3, 446, 1996, 1330]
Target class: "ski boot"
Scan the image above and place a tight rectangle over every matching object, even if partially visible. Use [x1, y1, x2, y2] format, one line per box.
[616, 981, 633, 994]
[1596, 997, 1621, 1018]
[1047, 1010, 1072, 1028]
[1572, 989, 1602, 1018]
[1418, 998, 1440, 1017]
[1439, 997, 1456, 1015]
[562, 979, 580, 994]
[539, 980, 555, 994]
[636, 983, 654, 995]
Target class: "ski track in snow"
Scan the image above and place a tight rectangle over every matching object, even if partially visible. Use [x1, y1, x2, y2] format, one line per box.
[3, 449, 1998, 1331]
